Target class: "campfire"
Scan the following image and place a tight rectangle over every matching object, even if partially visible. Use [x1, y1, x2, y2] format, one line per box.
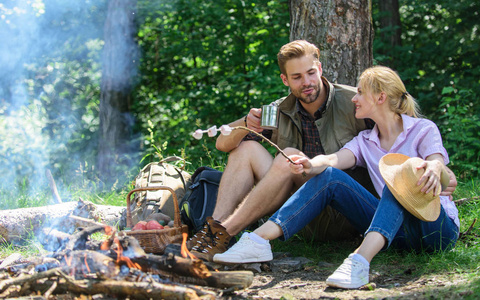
[0, 213, 253, 299]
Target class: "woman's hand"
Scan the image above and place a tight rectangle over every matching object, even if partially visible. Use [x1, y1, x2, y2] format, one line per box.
[416, 159, 445, 196]
[288, 154, 312, 175]
[288, 154, 331, 175]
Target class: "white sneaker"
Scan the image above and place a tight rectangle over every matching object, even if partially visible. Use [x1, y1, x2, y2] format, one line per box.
[326, 253, 370, 289]
[213, 232, 273, 264]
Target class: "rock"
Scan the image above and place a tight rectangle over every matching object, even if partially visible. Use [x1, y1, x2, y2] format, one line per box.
[317, 261, 335, 268]
[271, 256, 312, 273]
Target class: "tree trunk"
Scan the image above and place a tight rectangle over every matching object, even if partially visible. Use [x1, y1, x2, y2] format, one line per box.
[378, 0, 402, 48]
[289, 0, 373, 86]
[0, 199, 125, 244]
[98, 0, 138, 183]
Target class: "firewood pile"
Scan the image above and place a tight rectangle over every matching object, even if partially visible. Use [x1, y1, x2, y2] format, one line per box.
[0, 218, 253, 299]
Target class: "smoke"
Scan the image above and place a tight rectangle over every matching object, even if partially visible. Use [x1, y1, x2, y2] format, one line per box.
[0, 0, 139, 207]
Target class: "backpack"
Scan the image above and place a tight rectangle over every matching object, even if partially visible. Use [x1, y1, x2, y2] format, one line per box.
[127, 156, 191, 226]
[180, 166, 222, 233]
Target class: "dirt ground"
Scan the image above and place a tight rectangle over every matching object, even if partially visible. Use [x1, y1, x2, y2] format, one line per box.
[215, 260, 475, 300]
[227, 268, 472, 299]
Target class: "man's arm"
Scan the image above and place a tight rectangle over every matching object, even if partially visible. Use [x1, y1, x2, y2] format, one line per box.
[440, 166, 457, 200]
[216, 108, 263, 152]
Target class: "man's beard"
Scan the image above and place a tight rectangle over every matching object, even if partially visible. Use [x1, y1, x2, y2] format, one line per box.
[293, 84, 321, 104]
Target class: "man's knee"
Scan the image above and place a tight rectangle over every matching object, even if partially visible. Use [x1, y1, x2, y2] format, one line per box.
[270, 147, 301, 171]
[230, 140, 262, 155]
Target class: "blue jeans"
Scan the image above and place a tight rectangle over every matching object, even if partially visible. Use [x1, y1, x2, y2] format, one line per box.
[270, 167, 459, 252]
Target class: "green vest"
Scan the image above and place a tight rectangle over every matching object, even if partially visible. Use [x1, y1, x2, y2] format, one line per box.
[270, 78, 367, 155]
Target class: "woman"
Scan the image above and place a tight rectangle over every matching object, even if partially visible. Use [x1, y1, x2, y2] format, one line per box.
[213, 66, 460, 289]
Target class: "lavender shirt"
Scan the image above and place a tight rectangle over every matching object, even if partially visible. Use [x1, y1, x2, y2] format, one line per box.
[343, 114, 459, 228]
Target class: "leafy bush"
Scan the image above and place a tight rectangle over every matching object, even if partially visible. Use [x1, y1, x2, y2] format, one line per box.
[132, 0, 290, 167]
[437, 85, 480, 178]
[373, 0, 480, 178]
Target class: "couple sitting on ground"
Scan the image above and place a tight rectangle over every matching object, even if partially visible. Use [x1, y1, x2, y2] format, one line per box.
[188, 40, 459, 289]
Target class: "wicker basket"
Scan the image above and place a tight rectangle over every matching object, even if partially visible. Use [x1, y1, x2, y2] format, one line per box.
[124, 186, 188, 254]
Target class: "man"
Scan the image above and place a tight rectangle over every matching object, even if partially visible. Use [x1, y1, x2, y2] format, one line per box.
[189, 40, 457, 261]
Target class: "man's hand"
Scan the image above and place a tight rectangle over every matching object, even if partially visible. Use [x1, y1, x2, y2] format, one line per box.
[216, 107, 264, 153]
[440, 167, 457, 200]
[245, 108, 263, 133]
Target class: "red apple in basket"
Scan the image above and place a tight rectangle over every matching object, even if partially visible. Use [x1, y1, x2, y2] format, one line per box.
[146, 220, 164, 230]
[132, 221, 147, 231]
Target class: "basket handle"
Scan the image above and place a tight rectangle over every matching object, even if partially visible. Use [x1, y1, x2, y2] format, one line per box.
[126, 186, 182, 229]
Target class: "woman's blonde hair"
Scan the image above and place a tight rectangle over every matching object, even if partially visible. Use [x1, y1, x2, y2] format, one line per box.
[359, 66, 420, 117]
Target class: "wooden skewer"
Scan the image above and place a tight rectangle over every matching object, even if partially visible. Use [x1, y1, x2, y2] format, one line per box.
[233, 126, 307, 177]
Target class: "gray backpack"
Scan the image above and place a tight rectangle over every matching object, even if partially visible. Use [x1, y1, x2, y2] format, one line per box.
[128, 156, 191, 226]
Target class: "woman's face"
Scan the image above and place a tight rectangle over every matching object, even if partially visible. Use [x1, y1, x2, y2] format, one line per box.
[352, 85, 377, 119]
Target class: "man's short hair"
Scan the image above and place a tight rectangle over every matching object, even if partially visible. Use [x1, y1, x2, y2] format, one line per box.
[277, 40, 320, 75]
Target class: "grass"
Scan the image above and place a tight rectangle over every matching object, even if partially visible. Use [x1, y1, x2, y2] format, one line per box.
[267, 177, 480, 298]
[0, 163, 478, 298]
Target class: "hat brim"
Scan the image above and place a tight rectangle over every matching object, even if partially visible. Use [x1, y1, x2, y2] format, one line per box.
[379, 154, 441, 222]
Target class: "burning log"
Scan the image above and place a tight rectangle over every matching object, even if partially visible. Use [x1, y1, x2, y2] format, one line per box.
[0, 266, 215, 299]
[128, 253, 253, 289]
[0, 221, 254, 299]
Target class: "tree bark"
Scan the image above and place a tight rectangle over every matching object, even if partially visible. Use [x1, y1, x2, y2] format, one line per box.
[98, 0, 139, 183]
[289, 0, 373, 86]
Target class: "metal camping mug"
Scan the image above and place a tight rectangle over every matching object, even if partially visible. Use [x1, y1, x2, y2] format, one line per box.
[261, 104, 279, 129]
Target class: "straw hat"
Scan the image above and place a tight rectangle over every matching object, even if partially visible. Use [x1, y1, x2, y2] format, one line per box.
[379, 153, 450, 222]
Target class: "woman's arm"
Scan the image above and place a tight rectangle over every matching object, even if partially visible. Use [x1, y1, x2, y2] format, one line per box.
[289, 149, 356, 176]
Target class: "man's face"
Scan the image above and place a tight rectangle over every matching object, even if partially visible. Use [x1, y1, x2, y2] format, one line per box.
[281, 55, 322, 105]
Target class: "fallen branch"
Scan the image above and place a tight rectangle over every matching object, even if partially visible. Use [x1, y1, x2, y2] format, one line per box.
[454, 196, 480, 206]
[459, 218, 477, 241]
[0, 266, 64, 294]
[69, 214, 108, 227]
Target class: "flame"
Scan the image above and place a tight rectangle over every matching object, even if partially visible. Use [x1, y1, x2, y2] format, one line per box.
[104, 225, 113, 235]
[100, 239, 112, 250]
[64, 254, 76, 276]
[113, 237, 142, 269]
[64, 254, 72, 267]
[84, 253, 91, 273]
[181, 232, 197, 260]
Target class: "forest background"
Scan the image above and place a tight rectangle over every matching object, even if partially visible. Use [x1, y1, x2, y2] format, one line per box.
[0, 0, 479, 209]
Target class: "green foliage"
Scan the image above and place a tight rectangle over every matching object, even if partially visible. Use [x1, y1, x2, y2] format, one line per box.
[1, 0, 479, 206]
[373, 0, 480, 178]
[132, 0, 289, 168]
[436, 86, 480, 178]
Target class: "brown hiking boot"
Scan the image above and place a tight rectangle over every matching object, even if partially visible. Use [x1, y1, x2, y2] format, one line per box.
[189, 217, 232, 262]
